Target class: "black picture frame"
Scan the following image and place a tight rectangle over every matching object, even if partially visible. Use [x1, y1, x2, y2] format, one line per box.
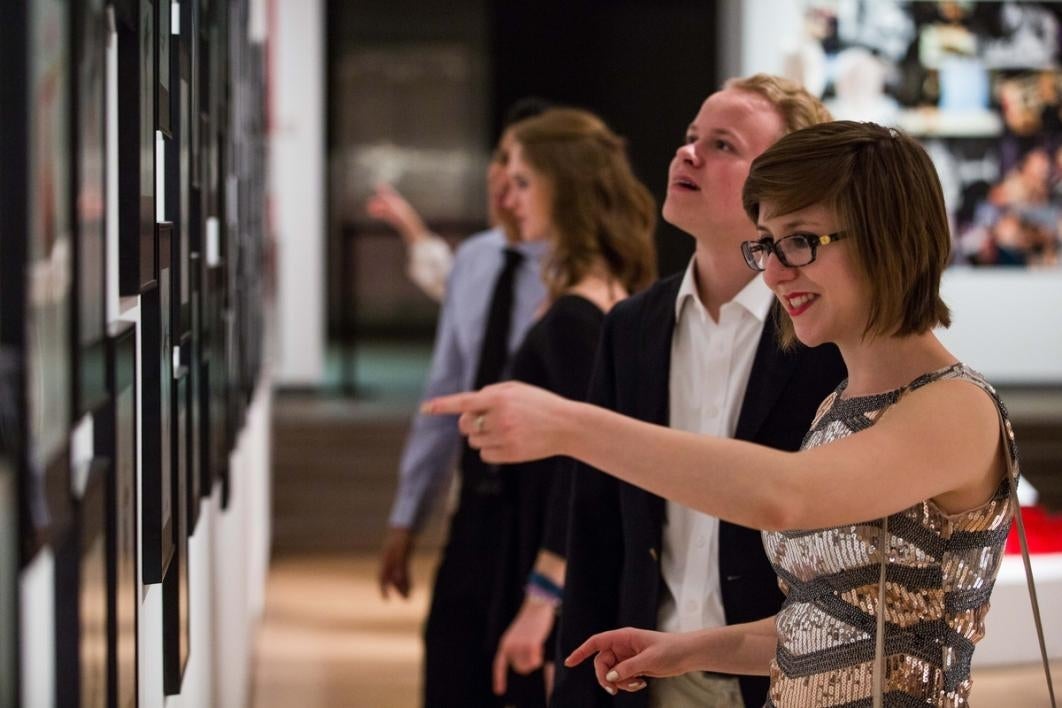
[25, 0, 75, 557]
[157, 0, 172, 137]
[73, 0, 110, 418]
[163, 355, 189, 694]
[97, 321, 138, 708]
[54, 458, 109, 708]
[140, 224, 174, 585]
[79, 459, 110, 708]
[207, 264, 229, 507]
[189, 0, 202, 192]
[117, 0, 157, 295]
[187, 254, 203, 525]
[192, 254, 213, 502]
[0, 0, 27, 600]
[0, 450, 18, 708]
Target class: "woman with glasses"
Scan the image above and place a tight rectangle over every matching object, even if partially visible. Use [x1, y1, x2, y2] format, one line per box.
[424, 121, 1022, 706]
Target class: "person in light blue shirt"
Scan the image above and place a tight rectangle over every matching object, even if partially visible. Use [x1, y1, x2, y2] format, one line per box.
[378, 98, 552, 707]
[384, 229, 548, 532]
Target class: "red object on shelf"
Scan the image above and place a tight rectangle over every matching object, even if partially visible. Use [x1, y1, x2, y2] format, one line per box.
[1006, 506, 1062, 554]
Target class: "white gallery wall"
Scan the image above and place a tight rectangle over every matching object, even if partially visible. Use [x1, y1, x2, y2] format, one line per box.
[18, 1, 275, 705]
[271, 0, 326, 387]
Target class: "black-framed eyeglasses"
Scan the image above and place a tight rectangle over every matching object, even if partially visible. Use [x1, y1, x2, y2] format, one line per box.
[741, 231, 848, 272]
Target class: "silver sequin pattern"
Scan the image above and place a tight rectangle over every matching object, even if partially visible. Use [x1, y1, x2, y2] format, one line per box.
[762, 364, 1017, 707]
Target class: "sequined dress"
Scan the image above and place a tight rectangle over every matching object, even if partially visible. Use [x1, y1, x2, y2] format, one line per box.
[762, 363, 1018, 707]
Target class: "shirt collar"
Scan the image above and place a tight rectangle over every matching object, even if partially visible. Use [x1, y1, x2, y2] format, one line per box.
[511, 235, 549, 261]
[674, 256, 775, 323]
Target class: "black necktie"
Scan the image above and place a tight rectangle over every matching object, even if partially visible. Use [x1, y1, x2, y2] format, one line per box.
[473, 248, 523, 389]
[462, 247, 523, 495]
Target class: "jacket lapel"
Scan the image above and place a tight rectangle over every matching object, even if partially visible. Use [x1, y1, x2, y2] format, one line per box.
[635, 275, 681, 531]
[733, 305, 799, 442]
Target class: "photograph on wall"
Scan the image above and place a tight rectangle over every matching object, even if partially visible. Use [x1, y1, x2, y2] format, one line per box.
[76, 0, 110, 416]
[787, 1, 1062, 268]
[0, 453, 17, 708]
[163, 366, 190, 695]
[158, 0, 172, 136]
[79, 460, 110, 708]
[98, 321, 138, 708]
[26, 0, 73, 536]
[141, 228, 175, 584]
[139, 0, 157, 287]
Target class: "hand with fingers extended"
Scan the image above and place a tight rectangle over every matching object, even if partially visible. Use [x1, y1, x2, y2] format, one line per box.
[492, 598, 558, 696]
[421, 381, 575, 464]
[365, 183, 430, 245]
[564, 627, 697, 697]
[378, 527, 415, 600]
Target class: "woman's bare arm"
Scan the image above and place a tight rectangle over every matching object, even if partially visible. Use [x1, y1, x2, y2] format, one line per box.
[425, 379, 1004, 530]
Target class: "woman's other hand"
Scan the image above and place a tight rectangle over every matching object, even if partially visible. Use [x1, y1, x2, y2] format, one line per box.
[491, 598, 557, 695]
[565, 627, 694, 696]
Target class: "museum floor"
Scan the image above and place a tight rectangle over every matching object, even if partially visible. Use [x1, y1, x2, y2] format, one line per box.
[249, 551, 1060, 708]
[253, 388, 1062, 707]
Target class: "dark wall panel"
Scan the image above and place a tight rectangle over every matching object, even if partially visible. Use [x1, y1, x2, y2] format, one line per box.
[490, 0, 720, 276]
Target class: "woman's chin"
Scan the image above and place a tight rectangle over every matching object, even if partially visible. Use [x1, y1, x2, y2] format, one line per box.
[792, 328, 828, 349]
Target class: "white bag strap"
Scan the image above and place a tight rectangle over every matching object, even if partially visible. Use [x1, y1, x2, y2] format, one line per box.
[1003, 439, 1056, 707]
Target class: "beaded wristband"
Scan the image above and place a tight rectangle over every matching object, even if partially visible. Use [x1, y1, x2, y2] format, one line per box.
[525, 570, 563, 608]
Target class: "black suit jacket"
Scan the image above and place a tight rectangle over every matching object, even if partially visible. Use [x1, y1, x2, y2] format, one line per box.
[552, 273, 846, 708]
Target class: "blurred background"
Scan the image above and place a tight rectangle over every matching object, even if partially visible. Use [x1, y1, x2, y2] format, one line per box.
[4, 1, 1061, 707]
[264, 1, 1062, 705]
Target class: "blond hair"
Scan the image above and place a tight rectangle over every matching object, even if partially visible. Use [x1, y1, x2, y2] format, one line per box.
[724, 73, 833, 134]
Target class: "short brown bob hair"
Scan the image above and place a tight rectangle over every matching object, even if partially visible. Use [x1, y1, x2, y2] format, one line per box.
[510, 108, 657, 299]
[742, 121, 951, 346]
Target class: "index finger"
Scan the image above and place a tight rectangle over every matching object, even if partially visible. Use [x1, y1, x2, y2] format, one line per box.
[421, 391, 486, 416]
[565, 632, 609, 668]
[492, 645, 509, 695]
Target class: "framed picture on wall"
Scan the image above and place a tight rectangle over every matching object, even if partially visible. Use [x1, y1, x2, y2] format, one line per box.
[140, 224, 174, 585]
[207, 264, 230, 508]
[74, 0, 110, 418]
[0, 0, 20, 664]
[117, 0, 157, 295]
[163, 353, 190, 694]
[189, 0, 201, 192]
[0, 451, 17, 708]
[173, 5, 202, 531]
[26, 0, 74, 555]
[79, 458, 110, 708]
[97, 321, 138, 708]
[192, 254, 213, 502]
[157, 0, 172, 137]
[53, 456, 109, 708]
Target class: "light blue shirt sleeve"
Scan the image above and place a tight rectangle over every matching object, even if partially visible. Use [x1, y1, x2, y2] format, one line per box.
[387, 248, 469, 530]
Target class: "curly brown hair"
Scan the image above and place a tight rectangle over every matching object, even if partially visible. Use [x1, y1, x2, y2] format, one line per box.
[510, 108, 657, 299]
